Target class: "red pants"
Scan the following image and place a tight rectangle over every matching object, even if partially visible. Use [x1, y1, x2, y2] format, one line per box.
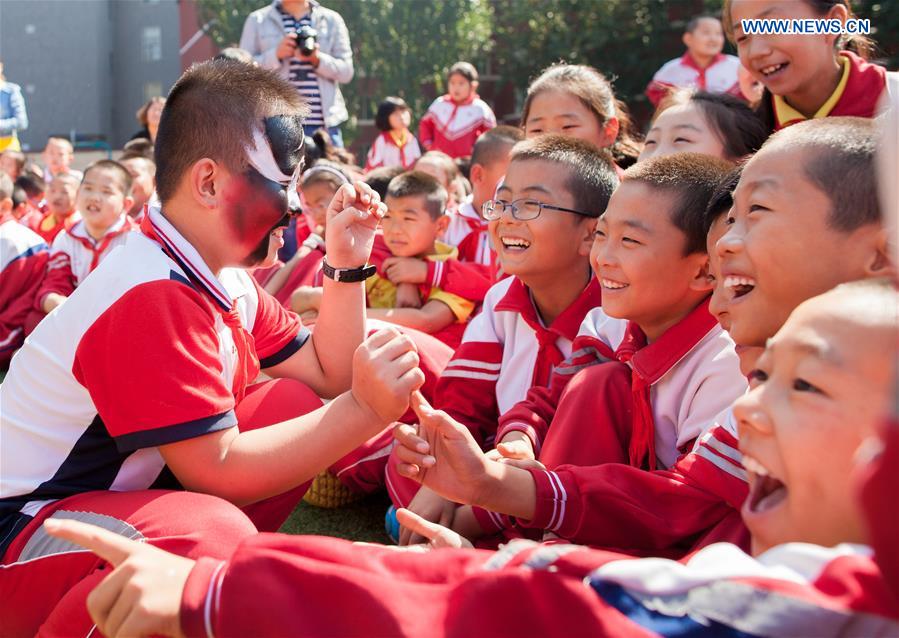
[330, 324, 453, 496]
[0, 377, 322, 637]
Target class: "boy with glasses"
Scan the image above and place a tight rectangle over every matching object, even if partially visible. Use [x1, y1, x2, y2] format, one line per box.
[384, 136, 616, 531]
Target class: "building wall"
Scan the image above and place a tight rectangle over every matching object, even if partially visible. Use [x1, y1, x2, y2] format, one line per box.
[111, 0, 181, 145]
[0, 0, 181, 152]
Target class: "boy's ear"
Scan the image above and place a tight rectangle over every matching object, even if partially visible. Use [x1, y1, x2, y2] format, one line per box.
[0, 197, 11, 215]
[471, 80, 479, 92]
[687, 253, 713, 293]
[682, 31, 694, 51]
[577, 217, 597, 257]
[122, 195, 135, 214]
[469, 163, 484, 187]
[601, 118, 620, 149]
[190, 158, 219, 209]
[864, 227, 894, 279]
[436, 213, 450, 236]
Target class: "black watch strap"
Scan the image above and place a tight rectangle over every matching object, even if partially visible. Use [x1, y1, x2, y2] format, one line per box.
[321, 259, 377, 283]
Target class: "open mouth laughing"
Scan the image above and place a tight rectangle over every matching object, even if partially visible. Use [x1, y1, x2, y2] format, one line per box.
[743, 453, 787, 515]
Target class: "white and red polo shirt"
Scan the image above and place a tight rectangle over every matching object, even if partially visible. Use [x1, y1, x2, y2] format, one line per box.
[0, 204, 308, 556]
[645, 53, 742, 106]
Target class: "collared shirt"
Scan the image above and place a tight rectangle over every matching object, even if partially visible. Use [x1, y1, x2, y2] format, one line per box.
[772, 51, 888, 129]
[0, 203, 308, 556]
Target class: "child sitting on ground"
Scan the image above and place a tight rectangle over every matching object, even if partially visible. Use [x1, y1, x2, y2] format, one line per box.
[32, 160, 136, 320]
[396, 116, 891, 556]
[44, 279, 899, 638]
[365, 97, 423, 172]
[34, 173, 80, 243]
[639, 89, 768, 162]
[293, 171, 475, 349]
[385, 135, 617, 523]
[645, 15, 741, 106]
[419, 61, 497, 159]
[398, 153, 748, 545]
[378, 126, 525, 314]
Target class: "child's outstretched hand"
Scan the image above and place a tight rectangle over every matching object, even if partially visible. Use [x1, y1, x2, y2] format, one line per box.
[43, 518, 190, 638]
[399, 486, 456, 545]
[395, 508, 473, 549]
[393, 392, 491, 506]
[324, 181, 386, 270]
[488, 431, 536, 463]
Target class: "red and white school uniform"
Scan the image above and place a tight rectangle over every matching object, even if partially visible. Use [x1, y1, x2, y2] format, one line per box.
[772, 51, 894, 130]
[499, 298, 745, 467]
[475, 299, 747, 549]
[0, 220, 48, 366]
[34, 215, 136, 310]
[364, 130, 422, 172]
[645, 53, 741, 106]
[419, 93, 497, 159]
[34, 209, 81, 245]
[173, 534, 899, 638]
[387, 276, 601, 507]
[0, 204, 322, 634]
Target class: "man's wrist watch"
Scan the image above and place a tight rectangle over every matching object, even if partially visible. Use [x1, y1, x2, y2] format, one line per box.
[321, 259, 376, 283]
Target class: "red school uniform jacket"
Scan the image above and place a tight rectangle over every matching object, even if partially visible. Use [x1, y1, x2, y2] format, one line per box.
[34, 209, 80, 245]
[0, 220, 49, 365]
[419, 93, 497, 159]
[436, 276, 600, 447]
[179, 532, 899, 638]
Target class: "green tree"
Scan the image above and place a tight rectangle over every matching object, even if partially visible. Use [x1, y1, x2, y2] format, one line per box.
[195, 0, 263, 48]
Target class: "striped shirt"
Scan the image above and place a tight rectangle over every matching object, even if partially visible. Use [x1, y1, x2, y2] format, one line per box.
[278, 6, 324, 127]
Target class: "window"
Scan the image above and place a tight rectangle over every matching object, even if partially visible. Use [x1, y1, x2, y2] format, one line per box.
[141, 26, 162, 62]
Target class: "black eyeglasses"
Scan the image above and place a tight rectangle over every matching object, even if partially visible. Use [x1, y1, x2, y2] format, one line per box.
[482, 198, 598, 222]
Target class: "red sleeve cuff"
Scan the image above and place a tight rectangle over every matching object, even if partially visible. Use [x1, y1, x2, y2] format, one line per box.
[514, 469, 572, 534]
[472, 505, 509, 534]
[181, 557, 227, 638]
[495, 421, 541, 455]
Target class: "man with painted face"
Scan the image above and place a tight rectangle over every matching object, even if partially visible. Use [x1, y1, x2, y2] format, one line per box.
[0, 60, 424, 635]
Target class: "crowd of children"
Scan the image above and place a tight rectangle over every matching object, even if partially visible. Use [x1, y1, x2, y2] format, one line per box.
[0, 0, 897, 635]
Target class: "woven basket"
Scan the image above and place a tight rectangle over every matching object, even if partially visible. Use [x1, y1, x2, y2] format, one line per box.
[302, 470, 364, 509]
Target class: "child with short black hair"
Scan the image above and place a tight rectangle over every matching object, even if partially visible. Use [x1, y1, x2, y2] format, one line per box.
[119, 154, 156, 221]
[365, 97, 422, 171]
[41, 136, 82, 183]
[33, 159, 136, 319]
[419, 61, 497, 159]
[641, 89, 767, 161]
[387, 135, 616, 522]
[35, 173, 80, 243]
[646, 15, 741, 106]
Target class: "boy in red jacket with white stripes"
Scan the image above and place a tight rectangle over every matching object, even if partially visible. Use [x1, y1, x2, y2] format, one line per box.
[386, 136, 617, 525]
[419, 62, 497, 159]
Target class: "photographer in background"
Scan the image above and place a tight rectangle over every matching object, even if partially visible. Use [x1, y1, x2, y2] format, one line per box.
[241, 0, 354, 146]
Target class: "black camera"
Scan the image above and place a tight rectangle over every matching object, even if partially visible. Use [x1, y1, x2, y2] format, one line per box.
[294, 25, 318, 56]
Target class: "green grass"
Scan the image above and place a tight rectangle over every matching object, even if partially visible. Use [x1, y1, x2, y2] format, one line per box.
[279, 492, 392, 543]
